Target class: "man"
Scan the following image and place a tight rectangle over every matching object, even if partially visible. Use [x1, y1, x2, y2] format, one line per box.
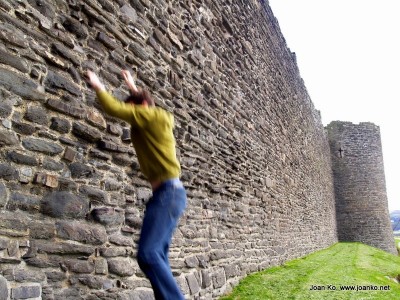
[86, 70, 187, 300]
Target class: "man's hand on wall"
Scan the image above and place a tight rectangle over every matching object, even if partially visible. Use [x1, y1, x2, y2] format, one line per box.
[86, 70, 105, 92]
[122, 70, 138, 93]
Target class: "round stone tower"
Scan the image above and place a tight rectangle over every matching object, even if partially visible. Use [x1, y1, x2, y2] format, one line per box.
[327, 121, 396, 254]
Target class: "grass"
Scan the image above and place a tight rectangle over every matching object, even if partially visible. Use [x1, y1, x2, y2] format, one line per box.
[220, 243, 400, 300]
[395, 237, 400, 253]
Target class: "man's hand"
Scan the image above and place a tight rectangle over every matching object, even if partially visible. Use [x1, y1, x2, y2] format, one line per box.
[86, 70, 105, 92]
[122, 70, 138, 93]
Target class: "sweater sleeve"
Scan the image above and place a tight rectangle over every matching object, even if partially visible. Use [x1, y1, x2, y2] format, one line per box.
[96, 90, 156, 128]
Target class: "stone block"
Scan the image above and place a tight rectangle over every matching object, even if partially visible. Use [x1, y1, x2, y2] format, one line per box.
[0, 275, 8, 300]
[107, 258, 135, 277]
[7, 151, 37, 166]
[44, 70, 81, 96]
[86, 110, 107, 129]
[63, 147, 76, 162]
[11, 285, 41, 299]
[0, 67, 45, 101]
[72, 121, 102, 142]
[22, 137, 63, 155]
[24, 105, 48, 125]
[41, 191, 89, 219]
[90, 207, 125, 226]
[50, 117, 71, 133]
[55, 220, 107, 245]
[0, 130, 19, 146]
[46, 99, 86, 118]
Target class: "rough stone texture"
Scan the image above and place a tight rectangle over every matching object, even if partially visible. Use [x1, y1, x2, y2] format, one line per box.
[327, 122, 397, 254]
[0, 1, 393, 299]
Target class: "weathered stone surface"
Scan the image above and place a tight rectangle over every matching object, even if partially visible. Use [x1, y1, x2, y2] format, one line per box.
[8, 192, 40, 212]
[0, 47, 29, 73]
[65, 259, 95, 274]
[56, 220, 107, 245]
[0, 1, 393, 299]
[24, 105, 49, 125]
[72, 122, 102, 142]
[11, 120, 36, 135]
[7, 151, 38, 166]
[0, 130, 18, 146]
[68, 162, 95, 178]
[41, 191, 89, 219]
[22, 137, 63, 155]
[50, 117, 71, 133]
[0, 163, 19, 181]
[186, 273, 200, 295]
[11, 285, 41, 299]
[45, 71, 81, 96]
[0, 275, 8, 300]
[79, 185, 108, 204]
[0, 67, 46, 101]
[90, 207, 125, 226]
[0, 183, 7, 208]
[107, 258, 135, 277]
[46, 99, 86, 118]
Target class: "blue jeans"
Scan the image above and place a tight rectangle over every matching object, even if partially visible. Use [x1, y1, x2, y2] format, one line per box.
[137, 178, 187, 300]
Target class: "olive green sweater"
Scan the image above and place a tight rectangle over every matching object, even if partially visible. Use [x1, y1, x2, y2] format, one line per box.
[96, 90, 180, 182]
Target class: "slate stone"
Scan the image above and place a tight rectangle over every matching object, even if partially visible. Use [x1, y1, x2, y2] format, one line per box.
[45, 271, 67, 283]
[24, 106, 49, 125]
[56, 220, 107, 245]
[43, 158, 64, 171]
[107, 258, 135, 277]
[22, 137, 63, 155]
[11, 120, 36, 135]
[0, 67, 46, 101]
[0, 275, 8, 300]
[37, 241, 94, 256]
[46, 99, 86, 118]
[29, 221, 56, 240]
[52, 42, 80, 66]
[41, 191, 89, 219]
[120, 4, 138, 23]
[186, 273, 200, 295]
[7, 151, 38, 166]
[0, 163, 18, 181]
[0, 102, 12, 118]
[79, 185, 107, 204]
[69, 162, 94, 178]
[90, 207, 125, 226]
[0, 130, 18, 146]
[72, 122, 102, 143]
[128, 42, 149, 61]
[12, 269, 46, 283]
[62, 16, 88, 39]
[44, 70, 81, 96]
[50, 117, 71, 133]
[97, 32, 118, 49]
[11, 285, 41, 299]
[8, 192, 40, 212]
[0, 183, 7, 208]
[0, 47, 29, 73]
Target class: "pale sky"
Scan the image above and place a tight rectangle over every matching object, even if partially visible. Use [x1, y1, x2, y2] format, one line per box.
[268, 0, 400, 212]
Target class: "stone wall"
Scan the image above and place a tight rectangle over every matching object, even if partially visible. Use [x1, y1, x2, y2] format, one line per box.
[0, 0, 339, 299]
[327, 121, 396, 255]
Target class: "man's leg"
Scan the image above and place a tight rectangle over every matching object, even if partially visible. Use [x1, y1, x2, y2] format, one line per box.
[137, 182, 186, 300]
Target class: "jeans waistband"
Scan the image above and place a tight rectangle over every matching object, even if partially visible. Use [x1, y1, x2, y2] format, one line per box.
[154, 178, 183, 193]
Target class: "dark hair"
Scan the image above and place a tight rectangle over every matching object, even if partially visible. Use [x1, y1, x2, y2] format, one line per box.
[124, 89, 155, 106]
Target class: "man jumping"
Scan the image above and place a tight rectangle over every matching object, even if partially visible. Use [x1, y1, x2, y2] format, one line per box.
[86, 69, 186, 300]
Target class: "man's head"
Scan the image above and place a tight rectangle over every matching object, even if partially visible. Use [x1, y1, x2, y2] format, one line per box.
[125, 89, 155, 106]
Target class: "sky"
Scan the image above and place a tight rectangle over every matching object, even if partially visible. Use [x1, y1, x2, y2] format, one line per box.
[268, 0, 400, 212]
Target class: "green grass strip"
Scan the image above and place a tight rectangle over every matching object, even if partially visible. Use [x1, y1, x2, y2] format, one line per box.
[220, 242, 400, 300]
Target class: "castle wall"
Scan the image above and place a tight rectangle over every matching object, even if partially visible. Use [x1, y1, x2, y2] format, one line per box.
[327, 121, 396, 255]
[0, 0, 339, 299]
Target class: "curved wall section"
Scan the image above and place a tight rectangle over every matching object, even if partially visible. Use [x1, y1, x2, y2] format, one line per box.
[327, 121, 396, 255]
